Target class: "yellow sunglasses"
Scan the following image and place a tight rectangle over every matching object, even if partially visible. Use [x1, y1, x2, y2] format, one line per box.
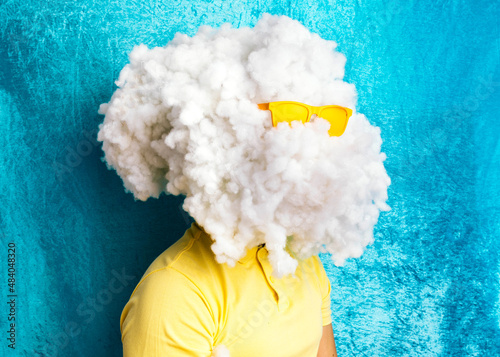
[258, 101, 353, 137]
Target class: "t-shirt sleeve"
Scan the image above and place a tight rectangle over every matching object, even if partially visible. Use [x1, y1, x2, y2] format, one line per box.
[120, 267, 216, 356]
[315, 256, 332, 326]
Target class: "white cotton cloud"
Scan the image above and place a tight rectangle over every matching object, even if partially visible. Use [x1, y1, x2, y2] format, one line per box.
[97, 14, 391, 277]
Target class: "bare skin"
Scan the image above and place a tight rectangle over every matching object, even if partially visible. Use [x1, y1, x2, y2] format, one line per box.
[317, 323, 338, 357]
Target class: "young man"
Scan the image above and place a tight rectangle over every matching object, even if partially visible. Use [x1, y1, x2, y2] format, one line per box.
[99, 15, 389, 357]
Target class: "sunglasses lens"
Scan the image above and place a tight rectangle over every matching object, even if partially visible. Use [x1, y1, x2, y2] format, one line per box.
[318, 107, 349, 136]
[271, 103, 309, 125]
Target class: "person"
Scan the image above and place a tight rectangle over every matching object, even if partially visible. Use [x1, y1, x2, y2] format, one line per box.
[120, 221, 338, 356]
[99, 17, 390, 356]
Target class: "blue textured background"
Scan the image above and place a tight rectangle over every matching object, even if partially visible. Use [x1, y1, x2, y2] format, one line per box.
[1, 0, 499, 356]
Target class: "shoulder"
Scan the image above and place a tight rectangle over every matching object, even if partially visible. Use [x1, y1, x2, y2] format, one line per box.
[132, 223, 218, 296]
[296, 254, 330, 290]
[120, 236, 218, 351]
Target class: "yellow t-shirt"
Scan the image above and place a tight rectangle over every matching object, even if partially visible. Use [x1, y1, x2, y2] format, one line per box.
[120, 223, 332, 356]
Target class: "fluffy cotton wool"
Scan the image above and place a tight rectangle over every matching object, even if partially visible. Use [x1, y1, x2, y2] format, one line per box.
[98, 14, 391, 277]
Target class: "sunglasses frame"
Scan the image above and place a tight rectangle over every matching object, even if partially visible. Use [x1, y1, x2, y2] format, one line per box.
[258, 101, 353, 136]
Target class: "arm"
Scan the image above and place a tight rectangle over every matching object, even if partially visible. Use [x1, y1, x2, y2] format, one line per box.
[314, 255, 337, 356]
[317, 323, 337, 357]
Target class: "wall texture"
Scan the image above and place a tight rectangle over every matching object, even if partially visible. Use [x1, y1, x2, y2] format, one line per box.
[1, 0, 498, 356]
